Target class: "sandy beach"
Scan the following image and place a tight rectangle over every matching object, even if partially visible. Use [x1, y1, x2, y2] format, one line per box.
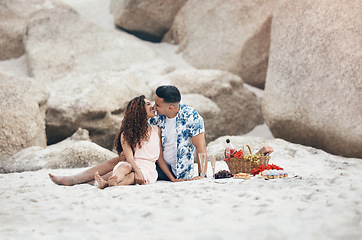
[1, 1, 361, 239]
[1, 139, 361, 240]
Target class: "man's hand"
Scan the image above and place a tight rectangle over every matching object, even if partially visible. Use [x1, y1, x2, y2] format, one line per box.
[134, 169, 145, 185]
[172, 178, 188, 182]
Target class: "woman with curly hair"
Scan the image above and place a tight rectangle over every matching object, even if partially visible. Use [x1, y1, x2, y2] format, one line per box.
[94, 95, 174, 188]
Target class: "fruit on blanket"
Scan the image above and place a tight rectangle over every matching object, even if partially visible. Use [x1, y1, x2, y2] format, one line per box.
[214, 170, 233, 179]
[243, 154, 261, 164]
[251, 164, 283, 176]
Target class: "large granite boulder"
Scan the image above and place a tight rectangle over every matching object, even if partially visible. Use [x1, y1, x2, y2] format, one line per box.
[24, 7, 173, 84]
[0, 73, 49, 163]
[0, 128, 117, 173]
[181, 93, 221, 143]
[0, 0, 71, 60]
[46, 71, 151, 149]
[152, 69, 264, 142]
[110, 0, 187, 41]
[24, 6, 173, 148]
[163, 0, 276, 89]
[59, 0, 115, 30]
[263, 0, 362, 158]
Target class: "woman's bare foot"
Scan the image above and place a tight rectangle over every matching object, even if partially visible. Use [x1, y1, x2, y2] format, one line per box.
[95, 172, 108, 189]
[107, 175, 119, 187]
[49, 174, 75, 186]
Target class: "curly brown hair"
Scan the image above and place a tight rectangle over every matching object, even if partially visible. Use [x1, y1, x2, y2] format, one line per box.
[113, 95, 149, 155]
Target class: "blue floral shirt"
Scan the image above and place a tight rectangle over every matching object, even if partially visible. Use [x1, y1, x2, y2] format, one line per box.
[149, 104, 205, 179]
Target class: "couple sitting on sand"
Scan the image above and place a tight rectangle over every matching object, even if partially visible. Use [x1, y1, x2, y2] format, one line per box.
[49, 85, 207, 188]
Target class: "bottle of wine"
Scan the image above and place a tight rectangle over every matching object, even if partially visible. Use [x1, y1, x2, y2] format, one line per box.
[225, 139, 235, 158]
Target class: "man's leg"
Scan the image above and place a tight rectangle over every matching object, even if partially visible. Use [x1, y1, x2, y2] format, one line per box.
[156, 162, 176, 181]
[49, 156, 122, 186]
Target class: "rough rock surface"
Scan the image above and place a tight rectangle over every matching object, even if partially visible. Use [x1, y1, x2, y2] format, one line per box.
[181, 94, 221, 143]
[45, 71, 151, 149]
[163, 0, 276, 89]
[263, 0, 362, 158]
[153, 69, 264, 142]
[110, 0, 187, 40]
[0, 128, 117, 173]
[0, 0, 72, 60]
[23, 6, 173, 148]
[24, 7, 173, 84]
[0, 73, 49, 162]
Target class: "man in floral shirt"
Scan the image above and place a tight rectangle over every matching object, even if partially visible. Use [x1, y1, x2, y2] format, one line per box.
[150, 85, 207, 180]
[49, 85, 207, 185]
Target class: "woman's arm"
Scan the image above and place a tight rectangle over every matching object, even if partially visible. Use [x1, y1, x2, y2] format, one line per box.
[156, 128, 185, 182]
[121, 133, 145, 185]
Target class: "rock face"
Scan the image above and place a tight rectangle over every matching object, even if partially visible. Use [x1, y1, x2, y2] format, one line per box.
[154, 69, 264, 142]
[0, 0, 71, 60]
[263, 0, 362, 158]
[24, 7, 171, 84]
[23, 6, 174, 148]
[0, 128, 117, 173]
[181, 94, 221, 143]
[163, 0, 276, 89]
[110, 0, 187, 41]
[0, 73, 49, 162]
[46, 71, 151, 149]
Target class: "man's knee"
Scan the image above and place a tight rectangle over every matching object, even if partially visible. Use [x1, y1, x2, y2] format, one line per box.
[108, 156, 122, 166]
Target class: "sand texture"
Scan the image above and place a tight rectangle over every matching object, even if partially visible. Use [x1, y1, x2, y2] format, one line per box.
[1, 149, 361, 239]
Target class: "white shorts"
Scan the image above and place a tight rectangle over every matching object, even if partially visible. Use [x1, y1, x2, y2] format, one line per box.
[113, 161, 131, 172]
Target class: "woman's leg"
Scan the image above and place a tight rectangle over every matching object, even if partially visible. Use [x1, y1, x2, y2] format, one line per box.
[116, 172, 136, 186]
[108, 163, 132, 186]
[85, 172, 113, 185]
[95, 171, 136, 188]
[49, 156, 122, 186]
[94, 172, 109, 189]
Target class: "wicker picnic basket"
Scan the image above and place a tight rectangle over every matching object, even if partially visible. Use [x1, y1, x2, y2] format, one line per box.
[226, 145, 270, 174]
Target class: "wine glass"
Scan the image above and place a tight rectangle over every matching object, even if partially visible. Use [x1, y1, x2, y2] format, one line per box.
[198, 153, 207, 177]
[209, 154, 216, 178]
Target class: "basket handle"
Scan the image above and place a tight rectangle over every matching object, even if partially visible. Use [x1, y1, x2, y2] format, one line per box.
[242, 144, 252, 155]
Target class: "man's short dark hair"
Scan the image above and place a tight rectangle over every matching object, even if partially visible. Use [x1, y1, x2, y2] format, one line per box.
[156, 85, 181, 103]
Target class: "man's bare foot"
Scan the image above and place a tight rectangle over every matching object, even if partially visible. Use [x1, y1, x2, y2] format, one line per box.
[107, 175, 119, 186]
[49, 173, 75, 186]
[95, 172, 108, 189]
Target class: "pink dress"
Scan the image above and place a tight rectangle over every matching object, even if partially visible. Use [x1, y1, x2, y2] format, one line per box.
[113, 125, 160, 184]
